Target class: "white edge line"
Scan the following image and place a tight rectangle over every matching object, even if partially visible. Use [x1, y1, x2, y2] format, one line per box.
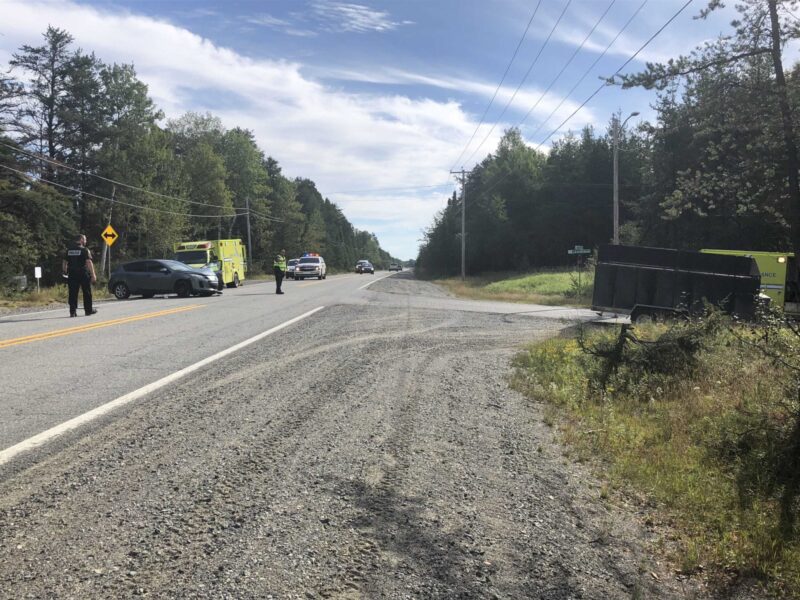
[0, 305, 326, 466]
[358, 273, 392, 291]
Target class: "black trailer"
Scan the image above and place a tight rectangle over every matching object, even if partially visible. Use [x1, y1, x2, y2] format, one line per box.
[592, 244, 762, 321]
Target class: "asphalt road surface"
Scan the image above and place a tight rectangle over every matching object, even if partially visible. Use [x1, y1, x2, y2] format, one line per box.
[0, 272, 703, 598]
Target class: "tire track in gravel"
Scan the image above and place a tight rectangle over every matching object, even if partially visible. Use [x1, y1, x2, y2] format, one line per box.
[0, 298, 706, 599]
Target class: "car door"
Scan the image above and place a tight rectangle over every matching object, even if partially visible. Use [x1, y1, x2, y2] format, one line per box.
[123, 261, 149, 293]
[146, 261, 173, 293]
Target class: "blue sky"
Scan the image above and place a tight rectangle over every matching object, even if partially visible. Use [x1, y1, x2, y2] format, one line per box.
[0, 0, 780, 260]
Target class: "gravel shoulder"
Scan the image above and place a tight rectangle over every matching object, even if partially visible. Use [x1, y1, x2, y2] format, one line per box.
[0, 279, 707, 598]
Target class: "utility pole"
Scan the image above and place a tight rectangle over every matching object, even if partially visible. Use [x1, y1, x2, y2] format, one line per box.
[450, 169, 470, 280]
[612, 110, 639, 244]
[245, 197, 253, 269]
[99, 186, 115, 279]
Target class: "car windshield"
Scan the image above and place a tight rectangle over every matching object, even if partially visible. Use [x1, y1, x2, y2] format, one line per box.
[174, 250, 208, 263]
[288, 259, 298, 265]
[299, 257, 320, 264]
[160, 260, 192, 271]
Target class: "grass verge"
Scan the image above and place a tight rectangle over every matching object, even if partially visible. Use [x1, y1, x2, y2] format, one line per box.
[511, 318, 800, 597]
[435, 267, 593, 306]
[0, 283, 112, 310]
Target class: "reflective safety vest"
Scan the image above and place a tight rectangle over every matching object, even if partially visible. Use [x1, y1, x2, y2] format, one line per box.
[274, 254, 286, 271]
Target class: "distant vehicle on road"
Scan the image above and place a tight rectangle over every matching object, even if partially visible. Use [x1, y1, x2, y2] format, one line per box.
[173, 239, 246, 289]
[286, 258, 299, 280]
[388, 263, 402, 272]
[295, 253, 326, 280]
[109, 259, 221, 299]
[355, 260, 374, 274]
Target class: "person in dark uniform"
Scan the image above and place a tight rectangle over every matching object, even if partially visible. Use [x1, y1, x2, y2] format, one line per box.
[273, 249, 286, 295]
[62, 234, 97, 317]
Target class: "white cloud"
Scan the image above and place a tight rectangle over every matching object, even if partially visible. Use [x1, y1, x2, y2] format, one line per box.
[245, 14, 291, 28]
[311, 1, 411, 33]
[0, 0, 605, 259]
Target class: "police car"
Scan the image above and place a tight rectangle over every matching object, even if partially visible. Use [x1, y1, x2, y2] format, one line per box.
[294, 253, 327, 280]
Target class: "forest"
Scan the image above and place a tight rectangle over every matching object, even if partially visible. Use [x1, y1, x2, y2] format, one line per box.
[417, 0, 800, 278]
[0, 27, 398, 285]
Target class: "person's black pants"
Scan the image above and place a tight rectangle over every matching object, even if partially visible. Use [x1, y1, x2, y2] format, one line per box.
[68, 274, 93, 314]
[274, 268, 284, 293]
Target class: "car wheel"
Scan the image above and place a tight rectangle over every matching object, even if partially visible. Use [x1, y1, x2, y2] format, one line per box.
[113, 282, 130, 300]
[142, 292, 155, 299]
[175, 280, 191, 298]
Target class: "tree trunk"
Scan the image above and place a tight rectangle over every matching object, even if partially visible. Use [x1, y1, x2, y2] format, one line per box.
[767, 0, 800, 254]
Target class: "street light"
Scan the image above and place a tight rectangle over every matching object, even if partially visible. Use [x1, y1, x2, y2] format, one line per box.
[613, 111, 639, 245]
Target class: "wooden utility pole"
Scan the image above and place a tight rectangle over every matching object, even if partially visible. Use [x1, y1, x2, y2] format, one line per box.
[450, 169, 470, 280]
[245, 197, 253, 269]
[99, 185, 115, 279]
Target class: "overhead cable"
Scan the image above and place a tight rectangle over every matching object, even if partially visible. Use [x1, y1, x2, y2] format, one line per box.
[461, 0, 573, 167]
[0, 140, 245, 212]
[1, 164, 241, 219]
[514, 0, 616, 132]
[480, 0, 692, 199]
[526, 0, 647, 141]
[328, 182, 453, 194]
[448, 0, 543, 171]
[534, 0, 693, 152]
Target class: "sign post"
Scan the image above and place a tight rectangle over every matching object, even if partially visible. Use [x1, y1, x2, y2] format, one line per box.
[34, 266, 42, 293]
[567, 245, 592, 295]
[102, 225, 118, 280]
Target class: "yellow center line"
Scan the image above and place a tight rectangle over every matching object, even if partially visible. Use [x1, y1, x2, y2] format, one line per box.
[0, 304, 204, 349]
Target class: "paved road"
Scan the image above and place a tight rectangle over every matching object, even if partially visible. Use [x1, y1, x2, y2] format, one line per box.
[0, 271, 597, 455]
[0, 273, 695, 599]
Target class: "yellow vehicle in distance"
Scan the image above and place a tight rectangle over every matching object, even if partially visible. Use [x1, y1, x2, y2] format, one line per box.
[702, 249, 799, 317]
[174, 239, 247, 289]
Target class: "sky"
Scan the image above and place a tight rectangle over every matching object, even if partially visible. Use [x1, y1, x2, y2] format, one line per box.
[0, 0, 784, 260]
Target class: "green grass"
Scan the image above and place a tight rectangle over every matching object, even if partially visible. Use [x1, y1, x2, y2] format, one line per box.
[435, 267, 593, 306]
[0, 283, 111, 310]
[511, 323, 800, 596]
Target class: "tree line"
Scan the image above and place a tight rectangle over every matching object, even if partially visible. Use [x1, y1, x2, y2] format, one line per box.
[417, 0, 800, 277]
[0, 27, 398, 286]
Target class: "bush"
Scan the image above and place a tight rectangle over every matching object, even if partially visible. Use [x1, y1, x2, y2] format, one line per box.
[512, 313, 800, 595]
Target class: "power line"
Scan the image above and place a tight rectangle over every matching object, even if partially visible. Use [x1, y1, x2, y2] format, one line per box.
[328, 182, 453, 194]
[461, 0, 573, 167]
[0, 140, 242, 212]
[480, 0, 692, 199]
[448, 0, 543, 171]
[526, 0, 647, 141]
[514, 0, 616, 132]
[534, 0, 693, 152]
[1, 164, 239, 219]
[247, 207, 285, 222]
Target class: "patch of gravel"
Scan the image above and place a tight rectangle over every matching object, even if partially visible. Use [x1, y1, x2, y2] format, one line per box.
[0, 302, 65, 318]
[369, 271, 453, 298]
[0, 295, 719, 598]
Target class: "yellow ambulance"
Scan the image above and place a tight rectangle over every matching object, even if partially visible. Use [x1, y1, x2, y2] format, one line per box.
[702, 249, 799, 317]
[173, 239, 247, 289]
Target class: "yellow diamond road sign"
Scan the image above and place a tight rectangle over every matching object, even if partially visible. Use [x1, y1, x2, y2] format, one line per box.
[102, 225, 118, 247]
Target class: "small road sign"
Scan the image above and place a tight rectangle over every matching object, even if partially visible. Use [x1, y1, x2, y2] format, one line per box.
[568, 244, 591, 255]
[102, 225, 118, 247]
